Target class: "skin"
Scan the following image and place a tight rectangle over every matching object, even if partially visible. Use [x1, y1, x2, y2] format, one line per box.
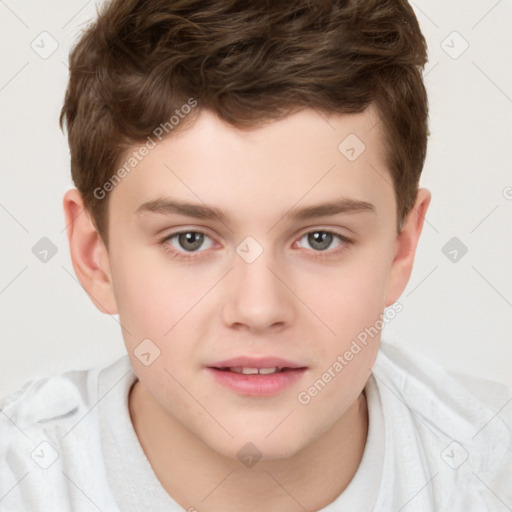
[63, 103, 430, 511]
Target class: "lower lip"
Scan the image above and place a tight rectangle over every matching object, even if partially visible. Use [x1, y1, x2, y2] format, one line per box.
[207, 368, 307, 396]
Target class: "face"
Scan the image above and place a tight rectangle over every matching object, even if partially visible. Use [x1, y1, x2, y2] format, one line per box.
[105, 105, 402, 460]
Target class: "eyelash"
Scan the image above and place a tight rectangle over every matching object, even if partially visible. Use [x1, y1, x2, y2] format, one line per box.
[159, 229, 353, 261]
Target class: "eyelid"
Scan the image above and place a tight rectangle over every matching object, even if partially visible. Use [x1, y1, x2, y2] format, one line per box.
[158, 224, 215, 238]
[294, 225, 353, 243]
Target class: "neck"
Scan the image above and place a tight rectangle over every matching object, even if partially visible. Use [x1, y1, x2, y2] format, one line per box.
[129, 380, 368, 512]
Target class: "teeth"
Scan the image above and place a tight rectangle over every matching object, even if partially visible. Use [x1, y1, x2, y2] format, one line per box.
[229, 367, 279, 375]
[259, 367, 279, 375]
[241, 367, 259, 375]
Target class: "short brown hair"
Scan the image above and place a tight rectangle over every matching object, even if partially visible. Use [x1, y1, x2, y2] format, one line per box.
[60, 0, 429, 243]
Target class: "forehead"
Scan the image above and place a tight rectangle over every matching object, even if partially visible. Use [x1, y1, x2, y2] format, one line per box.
[108, 104, 394, 228]
[156, 104, 386, 171]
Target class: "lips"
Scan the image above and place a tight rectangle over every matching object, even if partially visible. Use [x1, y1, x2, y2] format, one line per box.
[206, 356, 308, 396]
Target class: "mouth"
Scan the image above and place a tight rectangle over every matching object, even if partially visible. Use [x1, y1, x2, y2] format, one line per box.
[206, 360, 308, 396]
[213, 366, 301, 375]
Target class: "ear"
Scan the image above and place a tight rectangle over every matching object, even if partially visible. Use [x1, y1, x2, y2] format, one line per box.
[384, 188, 431, 307]
[63, 189, 118, 314]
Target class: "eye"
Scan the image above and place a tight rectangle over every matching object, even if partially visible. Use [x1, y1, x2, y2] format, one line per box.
[296, 230, 349, 252]
[160, 228, 351, 261]
[165, 231, 214, 253]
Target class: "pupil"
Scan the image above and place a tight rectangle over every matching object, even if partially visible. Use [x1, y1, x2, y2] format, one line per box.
[308, 231, 332, 251]
[179, 232, 204, 251]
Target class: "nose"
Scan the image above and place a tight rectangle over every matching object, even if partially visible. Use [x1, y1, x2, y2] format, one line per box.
[221, 246, 295, 333]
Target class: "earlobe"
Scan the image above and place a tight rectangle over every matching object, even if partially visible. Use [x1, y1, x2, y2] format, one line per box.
[62, 189, 118, 314]
[384, 188, 431, 307]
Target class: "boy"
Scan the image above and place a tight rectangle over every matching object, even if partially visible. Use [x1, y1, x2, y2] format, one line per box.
[1, 0, 510, 510]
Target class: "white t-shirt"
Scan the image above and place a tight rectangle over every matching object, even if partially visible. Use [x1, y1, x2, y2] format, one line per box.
[1, 340, 510, 511]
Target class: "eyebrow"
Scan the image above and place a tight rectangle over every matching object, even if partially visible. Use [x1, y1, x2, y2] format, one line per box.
[135, 197, 376, 224]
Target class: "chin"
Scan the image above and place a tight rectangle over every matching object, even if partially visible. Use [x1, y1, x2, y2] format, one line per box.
[203, 426, 311, 465]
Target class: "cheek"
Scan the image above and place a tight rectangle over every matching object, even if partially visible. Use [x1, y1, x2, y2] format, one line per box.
[111, 249, 199, 332]
[111, 258, 168, 337]
[110, 250, 223, 375]
[303, 247, 392, 342]
[294, 243, 391, 406]
[295, 263, 386, 421]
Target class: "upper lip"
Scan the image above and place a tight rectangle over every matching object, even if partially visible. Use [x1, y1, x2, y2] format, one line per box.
[208, 356, 306, 369]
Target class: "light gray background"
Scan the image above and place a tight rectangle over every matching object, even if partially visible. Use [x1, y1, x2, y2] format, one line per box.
[0, 0, 511, 398]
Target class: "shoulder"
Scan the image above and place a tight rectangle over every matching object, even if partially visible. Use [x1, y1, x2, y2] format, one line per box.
[372, 340, 512, 510]
[0, 355, 131, 512]
[1, 360, 103, 433]
[375, 340, 512, 427]
[0, 354, 134, 428]
[444, 368, 512, 421]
